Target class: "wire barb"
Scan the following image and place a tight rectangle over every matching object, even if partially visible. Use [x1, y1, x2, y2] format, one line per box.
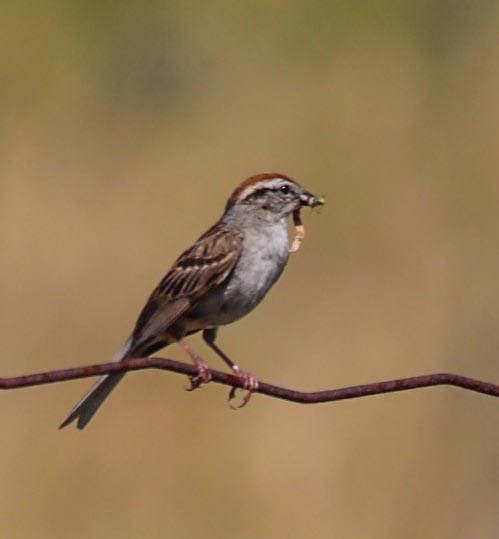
[1, 357, 498, 405]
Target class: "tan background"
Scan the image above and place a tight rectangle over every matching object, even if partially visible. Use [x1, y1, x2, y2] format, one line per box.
[1, 3, 499, 538]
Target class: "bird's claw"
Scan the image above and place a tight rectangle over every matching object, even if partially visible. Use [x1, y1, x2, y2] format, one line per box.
[185, 375, 202, 392]
[184, 359, 212, 391]
[228, 369, 259, 409]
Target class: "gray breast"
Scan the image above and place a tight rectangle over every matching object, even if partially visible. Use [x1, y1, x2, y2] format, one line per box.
[185, 220, 290, 329]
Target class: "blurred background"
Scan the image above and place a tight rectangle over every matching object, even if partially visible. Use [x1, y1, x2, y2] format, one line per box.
[1, 1, 499, 537]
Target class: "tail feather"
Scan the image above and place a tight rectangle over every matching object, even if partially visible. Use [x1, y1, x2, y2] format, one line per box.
[59, 338, 132, 430]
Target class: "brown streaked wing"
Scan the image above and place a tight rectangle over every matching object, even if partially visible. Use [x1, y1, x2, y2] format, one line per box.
[131, 223, 243, 346]
[131, 297, 192, 349]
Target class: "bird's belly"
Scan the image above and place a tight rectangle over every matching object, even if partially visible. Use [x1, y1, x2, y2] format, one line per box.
[183, 242, 288, 329]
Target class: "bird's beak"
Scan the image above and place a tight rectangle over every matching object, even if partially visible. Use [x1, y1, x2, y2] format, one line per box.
[300, 191, 326, 208]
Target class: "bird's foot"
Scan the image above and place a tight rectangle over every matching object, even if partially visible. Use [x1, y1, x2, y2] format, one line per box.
[176, 336, 212, 391]
[185, 356, 212, 391]
[228, 367, 259, 409]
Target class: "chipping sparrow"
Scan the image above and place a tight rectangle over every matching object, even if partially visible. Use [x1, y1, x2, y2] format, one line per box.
[60, 173, 324, 429]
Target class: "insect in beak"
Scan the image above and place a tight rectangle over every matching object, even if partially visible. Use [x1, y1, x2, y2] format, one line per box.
[300, 192, 326, 208]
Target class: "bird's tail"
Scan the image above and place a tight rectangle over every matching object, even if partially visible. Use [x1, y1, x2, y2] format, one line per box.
[59, 338, 133, 430]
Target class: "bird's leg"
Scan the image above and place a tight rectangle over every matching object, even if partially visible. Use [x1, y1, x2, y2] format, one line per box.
[203, 328, 259, 408]
[172, 333, 212, 390]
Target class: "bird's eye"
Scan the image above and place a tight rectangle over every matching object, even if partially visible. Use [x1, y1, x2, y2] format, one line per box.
[280, 185, 290, 194]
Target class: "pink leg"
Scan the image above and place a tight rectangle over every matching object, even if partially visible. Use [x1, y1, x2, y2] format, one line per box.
[203, 328, 258, 408]
[176, 336, 212, 390]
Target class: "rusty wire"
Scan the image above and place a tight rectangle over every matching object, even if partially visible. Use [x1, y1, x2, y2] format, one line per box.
[1, 356, 498, 403]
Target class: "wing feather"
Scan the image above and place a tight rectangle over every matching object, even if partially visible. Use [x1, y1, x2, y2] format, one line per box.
[131, 223, 243, 348]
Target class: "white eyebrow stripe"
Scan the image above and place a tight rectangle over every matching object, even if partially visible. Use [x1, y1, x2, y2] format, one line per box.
[237, 178, 288, 200]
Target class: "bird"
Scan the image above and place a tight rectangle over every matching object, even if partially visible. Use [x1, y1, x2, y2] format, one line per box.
[60, 173, 324, 429]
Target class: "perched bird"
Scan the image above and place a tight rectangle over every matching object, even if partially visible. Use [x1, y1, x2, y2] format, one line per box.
[60, 173, 324, 429]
